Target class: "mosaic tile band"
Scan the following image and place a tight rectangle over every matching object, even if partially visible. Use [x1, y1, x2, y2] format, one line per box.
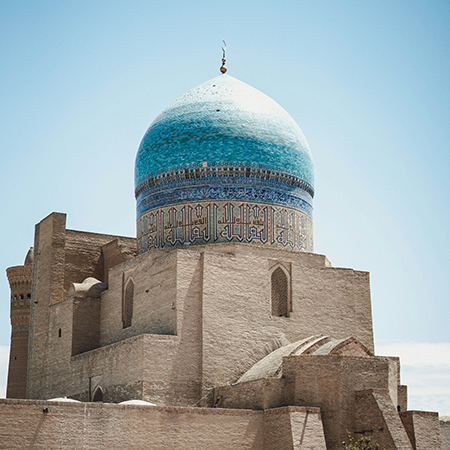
[136, 164, 314, 220]
[135, 161, 314, 198]
[137, 200, 313, 253]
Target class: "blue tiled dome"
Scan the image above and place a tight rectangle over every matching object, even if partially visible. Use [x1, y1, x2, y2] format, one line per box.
[135, 74, 314, 192]
[135, 74, 315, 254]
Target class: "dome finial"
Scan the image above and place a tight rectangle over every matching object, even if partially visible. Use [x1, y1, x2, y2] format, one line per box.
[220, 40, 227, 74]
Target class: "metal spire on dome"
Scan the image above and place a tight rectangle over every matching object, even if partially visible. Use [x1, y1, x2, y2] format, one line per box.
[220, 40, 227, 74]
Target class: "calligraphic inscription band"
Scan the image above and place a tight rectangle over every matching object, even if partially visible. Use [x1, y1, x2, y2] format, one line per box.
[137, 200, 313, 253]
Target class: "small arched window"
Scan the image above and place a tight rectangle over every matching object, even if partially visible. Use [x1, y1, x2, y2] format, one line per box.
[122, 279, 134, 329]
[92, 387, 103, 402]
[271, 266, 290, 317]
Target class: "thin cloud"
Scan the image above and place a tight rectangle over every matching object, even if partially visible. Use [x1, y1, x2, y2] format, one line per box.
[376, 341, 450, 416]
[376, 341, 450, 367]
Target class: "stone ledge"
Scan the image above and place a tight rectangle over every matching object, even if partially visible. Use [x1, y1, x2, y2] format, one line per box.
[70, 333, 179, 361]
[0, 398, 265, 416]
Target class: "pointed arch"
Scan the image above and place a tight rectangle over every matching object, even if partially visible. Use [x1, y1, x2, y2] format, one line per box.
[122, 278, 134, 328]
[271, 265, 290, 317]
[92, 387, 103, 402]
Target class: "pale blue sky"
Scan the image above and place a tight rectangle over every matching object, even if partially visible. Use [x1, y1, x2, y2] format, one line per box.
[0, 0, 449, 413]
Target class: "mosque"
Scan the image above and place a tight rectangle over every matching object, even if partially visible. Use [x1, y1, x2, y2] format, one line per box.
[1, 59, 444, 449]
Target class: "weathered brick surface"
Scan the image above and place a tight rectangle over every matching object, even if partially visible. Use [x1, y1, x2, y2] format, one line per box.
[264, 406, 327, 450]
[72, 296, 101, 355]
[25, 235, 376, 408]
[29, 213, 67, 399]
[0, 399, 264, 450]
[0, 399, 331, 450]
[5, 263, 31, 399]
[398, 385, 408, 412]
[5, 332, 29, 399]
[101, 237, 137, 283]
[8, 214, 442, 449]
[29, 213, 137, 400]
[283, 355, 401, 450]
[199, 243, 374, 396]
[69, 334, 179, 404]
[441, 418, 450, 450]
[100, 248, 177, 346]
[215, 378, 285, 410]
[400, 410, 442, 450]
[355, 389, 413, 450]
[289, 408, 328, 450]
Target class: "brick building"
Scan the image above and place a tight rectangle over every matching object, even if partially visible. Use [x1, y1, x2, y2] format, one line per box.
[2, 72, 443, 449]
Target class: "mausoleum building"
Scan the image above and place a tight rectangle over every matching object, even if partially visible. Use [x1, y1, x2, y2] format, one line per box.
[1, 72, 443, 449]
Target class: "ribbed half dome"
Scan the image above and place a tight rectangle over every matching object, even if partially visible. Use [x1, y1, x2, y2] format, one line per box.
[135, 74, 314, 193]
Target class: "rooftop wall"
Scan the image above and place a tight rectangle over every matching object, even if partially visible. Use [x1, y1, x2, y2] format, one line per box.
[0, 399, 326, 450]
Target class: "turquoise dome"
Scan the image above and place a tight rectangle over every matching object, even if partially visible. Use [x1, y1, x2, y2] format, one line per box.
[135, 74, 314, 193]
[135, 74, 315, 254]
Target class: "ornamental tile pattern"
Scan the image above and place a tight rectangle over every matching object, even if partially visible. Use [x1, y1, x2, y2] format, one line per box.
[136, 165, 313, 219]
[137, 200, 313, 253]
[135, 75, 315, 253]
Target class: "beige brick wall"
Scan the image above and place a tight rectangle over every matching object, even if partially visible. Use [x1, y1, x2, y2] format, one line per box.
[283, 355, 396, 450]
[441, 419, 450, 450]
[214, 378, 285, 410]
[264, 406, 327, 450]
[72, 296, 101, 355]
[400, 411, 442, 450]
[199, 243, 374, 397]
[100, 248, 177, 346]
[5, 331, 29, 399]
[355, 389, 413, 450]
[7, 214, 444, 449]
[29, 213, 67, 399]
[37, 330, 181, 403]
[28, 213, 136, 399]
[0, 399, 332, 450]
[101, 237, 137, 283]
[0, 399, 265, 450]
[398, 385, 408, 412]
[26, 221, 375, 409]
[6, 263, 31, 399]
